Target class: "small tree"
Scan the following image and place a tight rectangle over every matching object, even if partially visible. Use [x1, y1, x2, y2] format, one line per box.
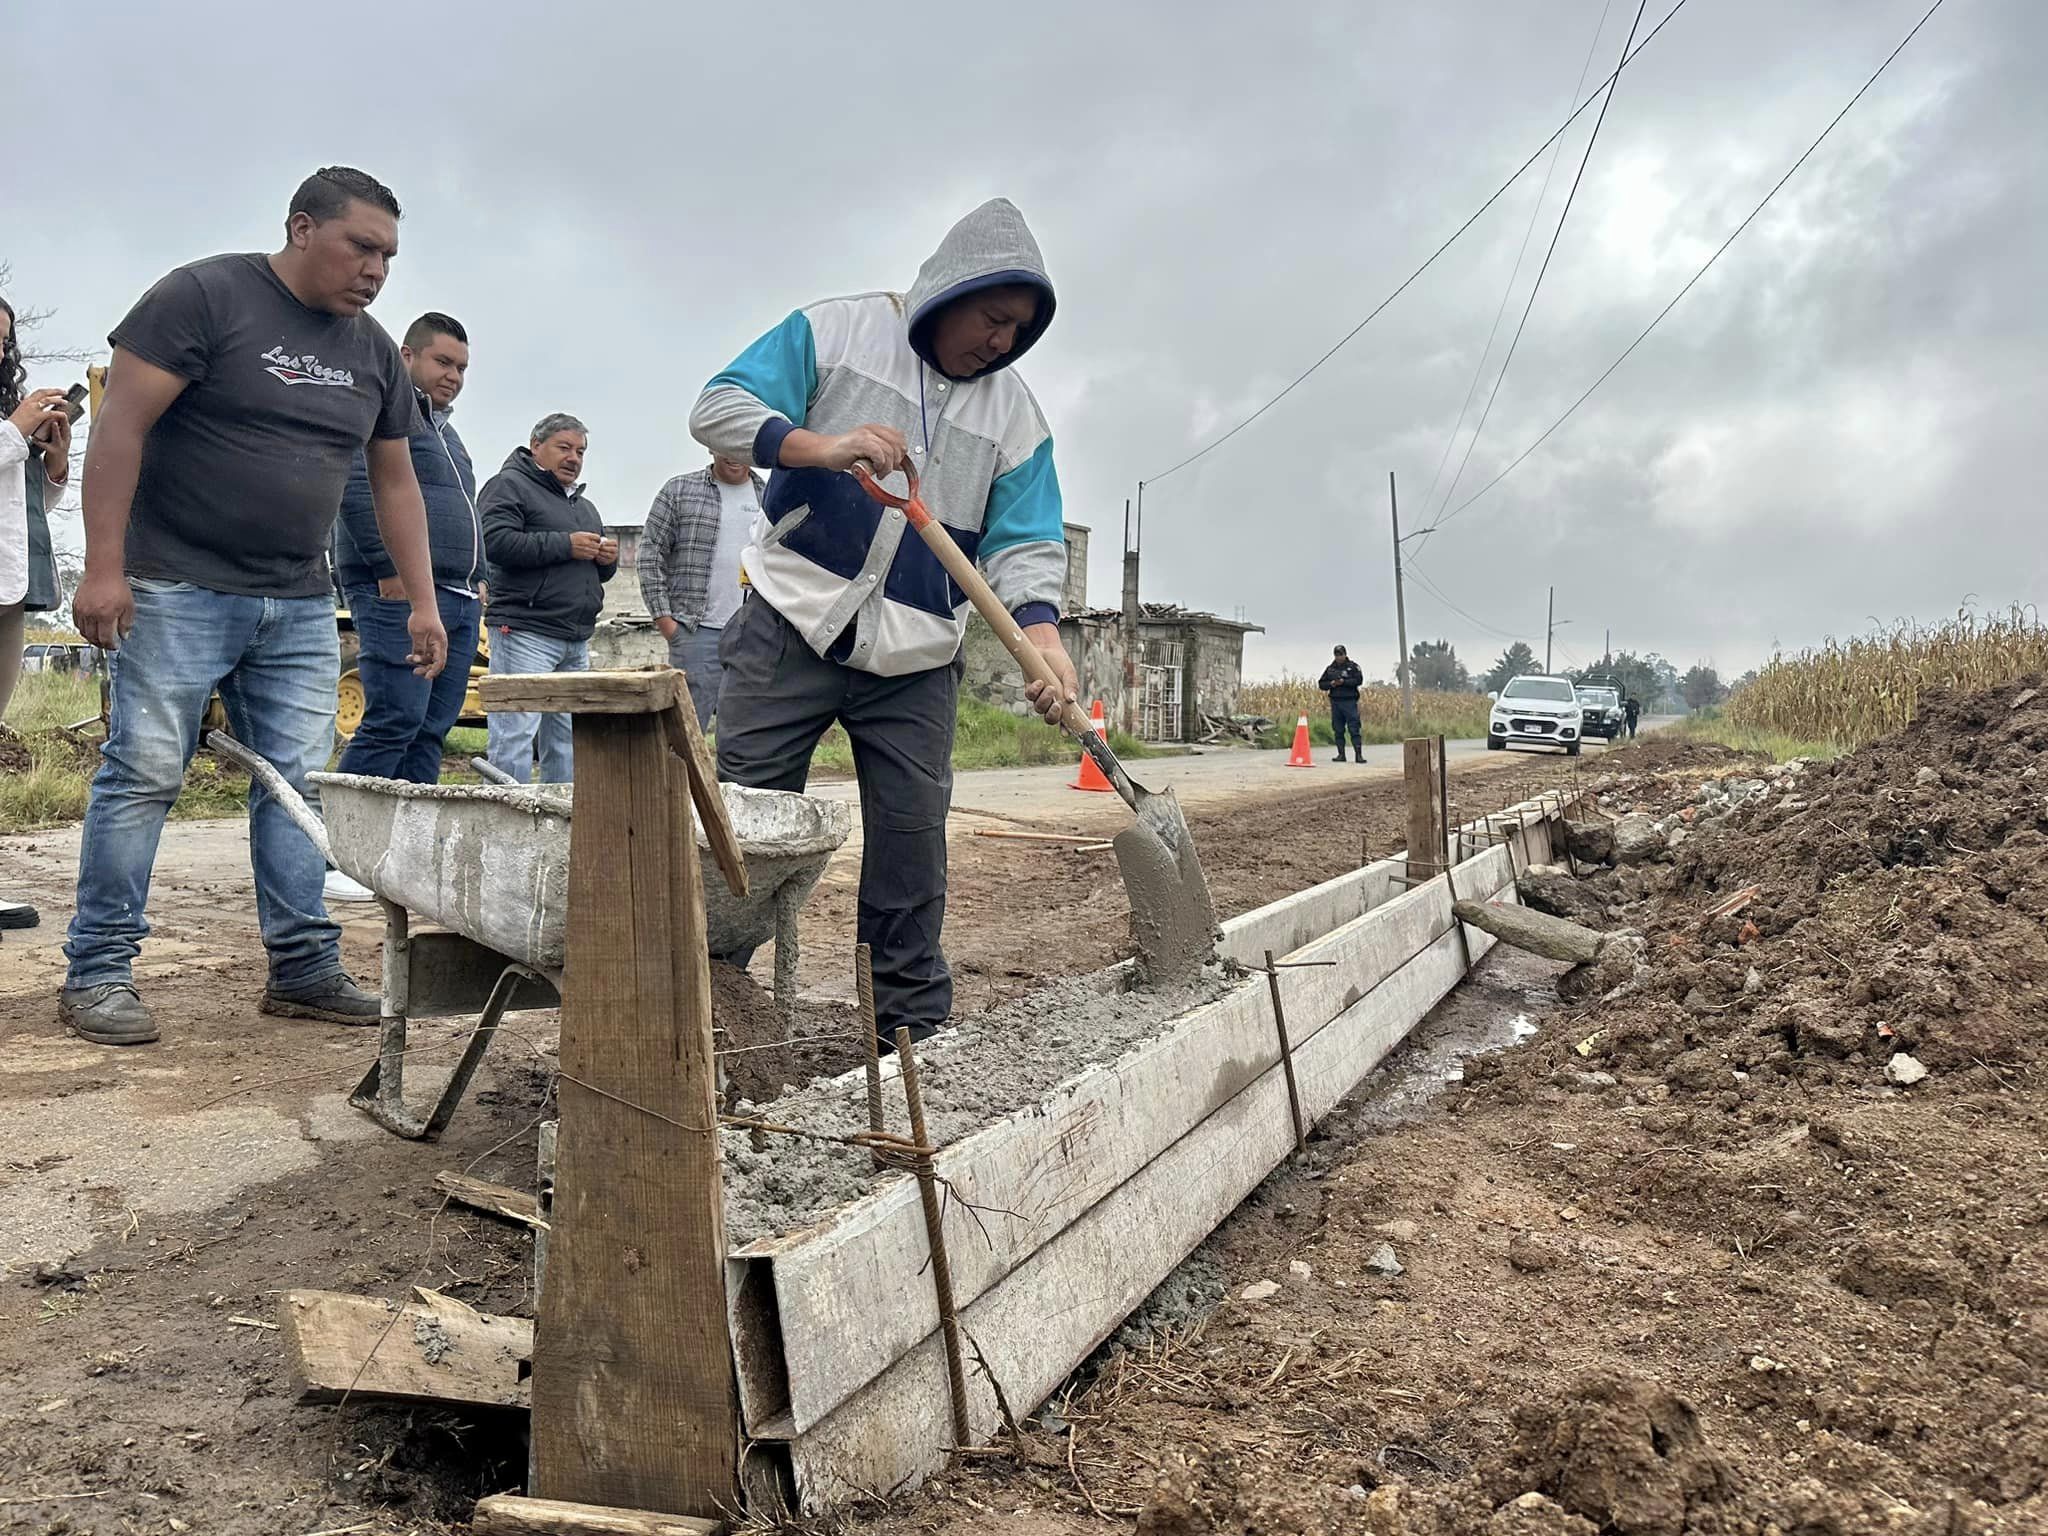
[1681, 664, 1726, 714]
[1482, 641, 1539, 693]
[1409, 638, 1471, 693]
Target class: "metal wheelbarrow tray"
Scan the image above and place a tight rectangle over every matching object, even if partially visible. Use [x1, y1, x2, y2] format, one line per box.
[307, 771, 852, 1138]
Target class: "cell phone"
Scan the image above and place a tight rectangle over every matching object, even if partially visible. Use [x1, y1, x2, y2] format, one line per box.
[61, 382, 88, 423]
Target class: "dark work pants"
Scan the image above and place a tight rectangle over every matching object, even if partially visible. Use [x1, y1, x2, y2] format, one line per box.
[338, 588, 481, 784]
[715, 596, 960, 1042]
[1330, 698, 1363, 757]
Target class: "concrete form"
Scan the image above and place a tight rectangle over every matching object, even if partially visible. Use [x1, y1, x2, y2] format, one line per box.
[729, 792, 1572, 1510]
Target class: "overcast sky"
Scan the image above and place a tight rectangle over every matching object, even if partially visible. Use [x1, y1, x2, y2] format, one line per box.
[9, 0, 2037, 684]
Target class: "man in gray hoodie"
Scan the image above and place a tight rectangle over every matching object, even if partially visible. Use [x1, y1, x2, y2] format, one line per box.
[690, 199, 1077, 1049]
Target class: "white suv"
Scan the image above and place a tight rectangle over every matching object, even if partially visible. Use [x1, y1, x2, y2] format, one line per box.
[1488, 674, 1583, 755]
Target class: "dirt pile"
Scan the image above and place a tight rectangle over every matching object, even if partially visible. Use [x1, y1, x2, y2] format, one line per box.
[1551, 680, 2048, 1086]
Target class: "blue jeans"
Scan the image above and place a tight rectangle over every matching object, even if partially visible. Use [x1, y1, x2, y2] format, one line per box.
[337, 587, 480, 784]
[485, 628, 589, 783]
[666, 624, 725, 730]
[65, 578, 342, 992]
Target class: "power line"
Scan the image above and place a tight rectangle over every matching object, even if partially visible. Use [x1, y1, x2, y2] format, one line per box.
[1139, 0, 1695, 489]
[1414, 0, 1616, 527]
[1423, 0, 1649, 545]
[1404, 562, 1529, 645]
[1425, 0, 1953, 534]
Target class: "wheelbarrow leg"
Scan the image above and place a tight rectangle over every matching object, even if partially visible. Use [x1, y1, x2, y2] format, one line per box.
[349, 899, 540, 1141]
[350, 900, 430, 1138]
[773, 882, 801, 1041]
[419, 962, 544, 1139]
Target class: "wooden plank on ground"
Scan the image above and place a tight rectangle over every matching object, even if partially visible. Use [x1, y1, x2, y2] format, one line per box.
[471, 1493, 722, 1535]
[435, 1170, 545, 1228]
[530, 685, 739, 1515]
[480, 669, 680, 715]
[732, 837, 1520, 1437]
[280, 1288, 531, 1408]
[660, 686, 748, 899]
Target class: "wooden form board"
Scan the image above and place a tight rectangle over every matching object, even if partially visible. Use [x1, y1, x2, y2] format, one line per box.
[728, 842, 1509, 1435]
[527, 692, 739, 1515]
[742, 798, 1566, 1508]
[783, 919, 1512, 1504]
[728, 792, 1576, 1444]
[281, 1288, 531, 1409]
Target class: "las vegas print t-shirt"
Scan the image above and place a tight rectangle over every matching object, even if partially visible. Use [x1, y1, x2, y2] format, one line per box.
[111, 253, 419, 598]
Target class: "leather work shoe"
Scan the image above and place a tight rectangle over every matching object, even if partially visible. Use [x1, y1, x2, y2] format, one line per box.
[261, 973, 381, 1025]
[59, 983, 161, 1046]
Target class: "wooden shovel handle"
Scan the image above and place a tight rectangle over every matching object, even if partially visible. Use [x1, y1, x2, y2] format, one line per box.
[906, 519, 1093, 739]
[850, 460, 1091, 738]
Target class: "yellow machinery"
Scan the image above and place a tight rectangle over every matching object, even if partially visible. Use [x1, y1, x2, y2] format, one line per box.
[334, 609, 492, 740]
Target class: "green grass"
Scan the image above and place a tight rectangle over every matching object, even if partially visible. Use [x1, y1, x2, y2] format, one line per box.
[1667, 711, 1839, 763]
[808, 694, 1150, 776]
[1254, 700, 1494, 751]
[1, 673, 248, 834]
[2, 676, 1149, 833]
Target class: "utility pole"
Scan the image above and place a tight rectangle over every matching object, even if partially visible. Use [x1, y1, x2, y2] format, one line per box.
[1604, 628, 1611, 667]
[1545, 585, 1555, 673]
[1390, 472, 1412, 725]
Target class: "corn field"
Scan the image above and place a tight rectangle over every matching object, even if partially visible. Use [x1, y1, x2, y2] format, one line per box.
[1728, 607, 2048, 749]
[1240, 674, 1492, 742]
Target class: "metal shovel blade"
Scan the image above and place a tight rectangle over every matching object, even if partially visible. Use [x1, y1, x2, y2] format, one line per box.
[1075, 728, 1219, 987]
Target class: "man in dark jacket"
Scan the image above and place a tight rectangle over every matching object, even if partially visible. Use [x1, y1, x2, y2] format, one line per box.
[480, 413, 614, 782]
[1317, 644, 1364, 762]
[1624, 696, 1641, 738]
[332, 313, 482, 791]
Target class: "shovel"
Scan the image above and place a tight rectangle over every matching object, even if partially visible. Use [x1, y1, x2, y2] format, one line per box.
[852, 460, 1218, 984]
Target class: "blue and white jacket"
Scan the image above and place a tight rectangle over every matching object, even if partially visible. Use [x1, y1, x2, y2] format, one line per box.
[688, 198, 1064, 677]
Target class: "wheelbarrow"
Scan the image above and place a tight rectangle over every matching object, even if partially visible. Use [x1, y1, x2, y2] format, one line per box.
[204, 732, 851, 1140]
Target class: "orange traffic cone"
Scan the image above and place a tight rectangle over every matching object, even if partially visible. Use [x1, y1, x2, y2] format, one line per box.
[1071, 700, 1115, 791]
[1286, 713, 1314, 767]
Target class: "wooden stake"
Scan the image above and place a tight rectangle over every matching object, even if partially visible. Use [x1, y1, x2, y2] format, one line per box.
[496, 676, 739, 1516]
[1403, 737, 1445, 885]
[858, 944, 885, 1170]
[1435, 736, 1473, 969]
[894, 1026, 971, 1452]
[1262, 950, 1308, 1158]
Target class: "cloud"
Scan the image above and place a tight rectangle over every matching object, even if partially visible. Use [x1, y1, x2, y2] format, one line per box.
[7, 0, 2038, 688]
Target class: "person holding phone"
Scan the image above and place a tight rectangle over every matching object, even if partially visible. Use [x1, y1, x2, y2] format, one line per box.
[0, 295, 72, 937]
[479, 413, 615, 784]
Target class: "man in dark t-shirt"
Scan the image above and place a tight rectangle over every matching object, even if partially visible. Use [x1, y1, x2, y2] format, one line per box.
[62, 166, 450, 1048]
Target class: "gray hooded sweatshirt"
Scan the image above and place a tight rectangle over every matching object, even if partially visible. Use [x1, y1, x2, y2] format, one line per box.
[687, 198, 1064, 677]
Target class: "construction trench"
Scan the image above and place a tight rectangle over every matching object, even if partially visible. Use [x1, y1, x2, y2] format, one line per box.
[264, 671, 1590, 1527]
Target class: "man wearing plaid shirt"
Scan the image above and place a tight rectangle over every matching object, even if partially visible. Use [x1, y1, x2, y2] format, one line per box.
[638, 453, 765, 728]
